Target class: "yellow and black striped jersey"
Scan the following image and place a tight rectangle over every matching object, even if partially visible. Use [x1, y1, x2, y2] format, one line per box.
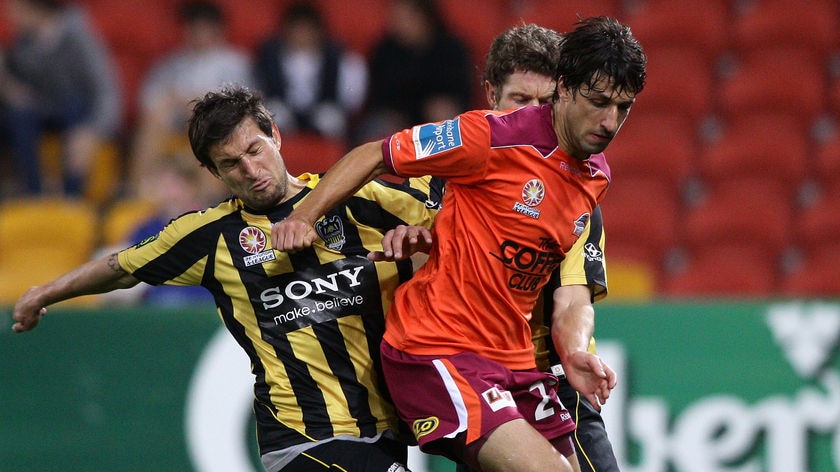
[537, 205, 607, 367]
[118, 173, 441, 455]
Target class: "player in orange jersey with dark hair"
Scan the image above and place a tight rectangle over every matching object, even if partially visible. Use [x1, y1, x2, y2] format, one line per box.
[273, 16, 646, 472]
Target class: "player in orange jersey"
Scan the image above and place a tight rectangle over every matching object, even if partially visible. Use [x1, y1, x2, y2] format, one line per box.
[273, 16, 646, 472]
[397, 23, 621, 472]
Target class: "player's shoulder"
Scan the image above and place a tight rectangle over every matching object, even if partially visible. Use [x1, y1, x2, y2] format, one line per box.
[485, 105, 555, 153]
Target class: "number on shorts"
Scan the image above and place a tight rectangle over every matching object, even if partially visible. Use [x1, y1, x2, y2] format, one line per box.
[529, 381, 556, 421]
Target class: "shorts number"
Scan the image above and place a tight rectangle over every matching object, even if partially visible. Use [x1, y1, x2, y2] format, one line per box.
[529, 381, 556, 421]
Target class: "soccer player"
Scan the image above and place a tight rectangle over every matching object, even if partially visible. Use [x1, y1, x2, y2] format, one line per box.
[11, 85, 441, 472]
[469, 23, 620, 472]
[272, 16, 646, 472]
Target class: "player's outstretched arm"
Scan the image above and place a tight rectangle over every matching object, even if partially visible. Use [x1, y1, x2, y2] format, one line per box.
[272, 140, 389, 252]
[12, 253, 140, 333]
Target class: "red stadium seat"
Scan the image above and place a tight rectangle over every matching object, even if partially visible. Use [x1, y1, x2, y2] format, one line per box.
[638, 46, 715, 120]
[505, 0, 620, 33]
[719, 46, 828, 121]
[85, 0, 178, 58]
[730, 0, 840, 56]
[799, 179, 840, 249]
[621, 0, 729, 61]
[318, 0, 391, 55]
[779, 242, 840, 297]
[600, 176, 680, 268]
[607, 109, 697, 189]
[815, 121, 840, 185]
[831, 73, 840, 116]
[698, 111, 811, 189]
[214, 0, 282, 50]
[662, 243, 779, 298]
[280, 132, 348, 176]
[679, 178, 795, 256]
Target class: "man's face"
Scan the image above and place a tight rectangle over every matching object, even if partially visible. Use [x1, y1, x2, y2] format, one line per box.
[208, 117, 290, 210]
[554, 75, 636, 159]
[485, 70, 556, 111]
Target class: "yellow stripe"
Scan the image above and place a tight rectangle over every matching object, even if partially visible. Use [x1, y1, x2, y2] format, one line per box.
[571, 390, 597, 471]
[338, 316, 397, 429]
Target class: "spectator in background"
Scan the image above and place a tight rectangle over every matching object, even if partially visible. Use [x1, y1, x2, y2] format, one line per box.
[125, 151, 215, 307]
[356, 0, 472, 142]
[0, 0, 121, 197]
[253, 0, 367, 141]
[128, 0, 252, 198]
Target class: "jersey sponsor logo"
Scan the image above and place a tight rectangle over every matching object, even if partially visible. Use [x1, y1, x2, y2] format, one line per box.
[513, 202, 540, 218]
[482, 386, 516, 412]
[260, 266, 364, 311]
[255, 258, 381, 331]
[584, 242, 603, 262]
[239, 226, 276, 267]
[315, 215, 346, 251]
[491, 240, 564, 292]
[412, 118, 462, 159]
[412, 416, 440, 439]
[573, 213, 590, 237]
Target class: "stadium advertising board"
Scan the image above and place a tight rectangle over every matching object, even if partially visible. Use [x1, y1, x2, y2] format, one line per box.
[1, 301, 838, 471]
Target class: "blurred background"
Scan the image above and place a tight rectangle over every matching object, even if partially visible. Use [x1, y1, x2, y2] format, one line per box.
[1, 0, 839, 471]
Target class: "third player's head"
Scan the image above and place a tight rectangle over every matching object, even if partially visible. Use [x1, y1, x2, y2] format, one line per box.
[483, 23, 564, 111]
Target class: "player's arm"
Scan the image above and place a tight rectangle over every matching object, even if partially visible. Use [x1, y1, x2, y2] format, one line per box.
[273, 140, 389, 251]
[550, 284, 616, 410]
[12, 253, 140, 333]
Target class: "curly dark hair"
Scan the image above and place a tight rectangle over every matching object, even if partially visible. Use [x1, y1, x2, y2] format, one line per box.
[187, 85, 274, 169]
[556, 16, 647, 99]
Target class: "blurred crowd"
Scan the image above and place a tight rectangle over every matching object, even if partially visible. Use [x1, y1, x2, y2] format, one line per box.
[1, 0, 839, 303]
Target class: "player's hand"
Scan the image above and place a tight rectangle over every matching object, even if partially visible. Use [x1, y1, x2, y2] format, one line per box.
[368, 225, 433, 261]
[562, 351, 617, 411]
[272, 215, 318, 252]
[11, 287, 47, 333]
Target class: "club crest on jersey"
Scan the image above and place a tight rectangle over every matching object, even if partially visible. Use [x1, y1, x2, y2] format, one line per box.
[573, 213, 590, 237]
[512, 179, 544, 219]
[316, 215, 346, 251]
[412, 118, 462, 159]
[240, 226, 276, 267]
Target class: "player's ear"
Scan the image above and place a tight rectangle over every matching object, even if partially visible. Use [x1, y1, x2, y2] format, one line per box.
[272, 123, 282, 149]
[555, 77, 571, 102]
[483, 80, 497, 109]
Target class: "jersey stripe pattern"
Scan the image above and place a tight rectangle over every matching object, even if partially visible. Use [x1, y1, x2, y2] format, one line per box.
[118, 174, 440, 455]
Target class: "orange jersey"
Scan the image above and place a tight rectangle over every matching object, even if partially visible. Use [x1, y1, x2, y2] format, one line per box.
[382, 105, 611, 370]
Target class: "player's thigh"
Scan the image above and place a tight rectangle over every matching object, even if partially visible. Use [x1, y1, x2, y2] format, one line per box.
[477, 418, 575, 472]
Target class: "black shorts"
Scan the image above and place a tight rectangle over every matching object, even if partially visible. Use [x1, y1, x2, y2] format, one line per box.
[555, 377, 620, 472]
[280, 435, 408, 472]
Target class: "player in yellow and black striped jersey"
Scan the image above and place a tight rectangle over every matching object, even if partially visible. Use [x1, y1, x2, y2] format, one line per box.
[12, 85, 440, 472]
